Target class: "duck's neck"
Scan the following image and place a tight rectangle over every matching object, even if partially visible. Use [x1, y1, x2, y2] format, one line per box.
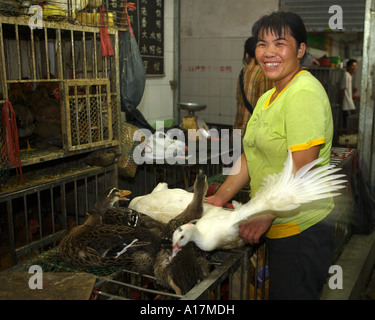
[94, 199, 114, 216]
[188, 225, 208, 251]
[189, 191, 205, 215]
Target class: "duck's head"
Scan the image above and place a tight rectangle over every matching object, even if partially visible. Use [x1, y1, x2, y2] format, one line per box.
[171, 223, 195, 258]
[94, 187, 132, 215]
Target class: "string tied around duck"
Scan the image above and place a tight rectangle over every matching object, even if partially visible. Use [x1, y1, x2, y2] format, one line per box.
[1, 99, 24, 182]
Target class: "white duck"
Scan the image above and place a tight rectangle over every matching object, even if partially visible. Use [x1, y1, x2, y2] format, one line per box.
[172, 149, 346, 254]
[128, 182, 215, 224]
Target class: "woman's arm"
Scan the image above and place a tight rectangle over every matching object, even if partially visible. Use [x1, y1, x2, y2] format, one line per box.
[292, 145, 320, 173]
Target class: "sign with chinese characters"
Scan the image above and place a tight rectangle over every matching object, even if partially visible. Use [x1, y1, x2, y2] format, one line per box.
[127, 0, 164, 76]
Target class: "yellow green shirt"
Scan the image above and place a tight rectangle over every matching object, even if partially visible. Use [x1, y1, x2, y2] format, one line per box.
[243, 71, 334, 238]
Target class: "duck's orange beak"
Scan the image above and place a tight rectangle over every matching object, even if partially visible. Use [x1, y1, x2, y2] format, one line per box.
[119, 190, 132, 201]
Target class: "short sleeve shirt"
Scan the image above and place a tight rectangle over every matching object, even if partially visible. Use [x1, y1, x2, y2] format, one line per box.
[243, 71, 334, 238]
[340, 71, 356, 111]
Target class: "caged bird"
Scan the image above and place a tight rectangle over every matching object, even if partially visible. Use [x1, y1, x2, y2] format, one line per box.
[13, 103, 35, 143]
[128, 181, 217, 224]
[172, 148, 347, 255]
[163, 171, 209, 239]
[93, 187, 166, 236]
[93, 187, 132, 219]
[8, 80, 35, 150]
[59, 209, 161, 273]
[154, 242, 209, 296]
[154, 172, 210, 295]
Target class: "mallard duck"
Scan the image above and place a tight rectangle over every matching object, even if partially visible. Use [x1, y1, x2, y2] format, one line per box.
[154, 172, 210, 295]
[93, 187, 131, 215]
[59, 210, 161, 273]
[93, 187, 167, 236]
[172, 149, 347, 254]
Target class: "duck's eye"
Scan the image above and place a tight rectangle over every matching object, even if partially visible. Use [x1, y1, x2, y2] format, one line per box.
[108, 187, 117, 197]
[180, 235, 185, 240]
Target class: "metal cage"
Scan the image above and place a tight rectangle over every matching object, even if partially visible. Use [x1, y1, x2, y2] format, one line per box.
[0, 164, 118, 270]
[0, 15, 121, 177]
[0, 161, 270, 300]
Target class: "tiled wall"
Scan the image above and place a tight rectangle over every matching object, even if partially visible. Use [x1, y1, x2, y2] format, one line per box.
[133, 0, 279, 128]
[180, 37, 247, 125]
[179, 0, 279, 126]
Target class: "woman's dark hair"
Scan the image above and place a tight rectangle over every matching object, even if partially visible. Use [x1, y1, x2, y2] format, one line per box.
[252, 11, 307, 59]
[243, 36, 257, 65]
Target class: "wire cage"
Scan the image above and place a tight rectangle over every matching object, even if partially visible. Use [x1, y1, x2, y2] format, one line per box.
[0, 0, 130, 29]
[0, 14, 121, 183]
[0, 163, 118, 270]
[0, 157, 270, 300]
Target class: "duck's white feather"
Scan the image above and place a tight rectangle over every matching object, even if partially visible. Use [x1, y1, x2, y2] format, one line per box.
[129, 183, 215, 223]
[173, 149, 347, 253]
[234, 149, 346, 223]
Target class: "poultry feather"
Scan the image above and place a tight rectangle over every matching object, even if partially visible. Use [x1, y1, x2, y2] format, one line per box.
[31, 80, 62, 148]
[93, 187, 132, 216]
[59, 209, 161, 273]
[172, 149, 347, 254]
[93, 187, 166, 236]
[154, 242, 209, 295]
[128, 181, 216, 224]
[161, 172, 208, 239]
[13, 104, 35, 139]
[154, 172, 210, 295]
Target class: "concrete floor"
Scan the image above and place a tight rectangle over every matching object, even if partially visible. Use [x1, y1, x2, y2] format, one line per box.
[362, 265, 375, 300]
[321, 230, 375, 300]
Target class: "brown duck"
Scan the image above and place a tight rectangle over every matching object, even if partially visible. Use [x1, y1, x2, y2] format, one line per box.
[94, 187, 166, 236]
[59, 210, 161, 273]
[154, 172, 210, 295]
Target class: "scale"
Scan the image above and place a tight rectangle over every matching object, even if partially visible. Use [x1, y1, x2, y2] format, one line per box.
[178, 102, 210, 138]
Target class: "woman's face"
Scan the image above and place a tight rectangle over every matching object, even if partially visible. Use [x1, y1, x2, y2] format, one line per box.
[255, 28, 306, 89]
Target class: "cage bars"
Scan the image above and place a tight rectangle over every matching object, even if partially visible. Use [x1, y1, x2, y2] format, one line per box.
[0, 16, 120, 168]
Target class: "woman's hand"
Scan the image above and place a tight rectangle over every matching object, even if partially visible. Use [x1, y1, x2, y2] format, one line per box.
[239, 214, 276, 245]
[205, 195, 225, 207]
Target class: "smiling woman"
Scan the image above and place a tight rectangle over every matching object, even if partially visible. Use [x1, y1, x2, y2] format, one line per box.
[253, 12, 306, 102]
[206, 11, 335, 300]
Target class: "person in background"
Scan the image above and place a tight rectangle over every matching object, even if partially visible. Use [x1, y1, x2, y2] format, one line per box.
[340, 59, 358, 128]
[233, 37, 274, 137]
[207, 11, 334, 300]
